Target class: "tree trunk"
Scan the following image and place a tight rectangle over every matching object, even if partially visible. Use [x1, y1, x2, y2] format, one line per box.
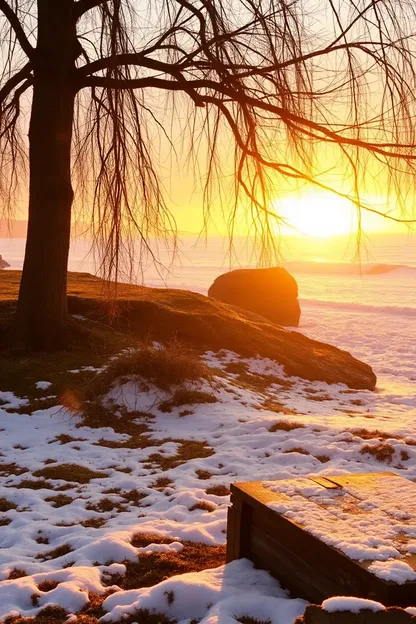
[14, 0, 77, 350]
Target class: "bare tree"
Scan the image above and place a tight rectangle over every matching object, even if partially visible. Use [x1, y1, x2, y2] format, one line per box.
[1, 0, 416, 350]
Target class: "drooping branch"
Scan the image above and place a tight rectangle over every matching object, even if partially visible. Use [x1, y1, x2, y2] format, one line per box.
[0, 62, 32, 107]
[74, 0, 107, 21]
[0, 0, 34, 60]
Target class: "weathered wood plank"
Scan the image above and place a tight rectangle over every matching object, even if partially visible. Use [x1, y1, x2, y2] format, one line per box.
[227, 473, 416, 607]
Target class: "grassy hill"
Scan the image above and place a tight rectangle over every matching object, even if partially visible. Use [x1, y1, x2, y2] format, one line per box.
[0, 270, 376, 391]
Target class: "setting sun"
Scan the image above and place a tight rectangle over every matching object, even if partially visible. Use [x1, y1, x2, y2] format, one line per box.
[274, 193, 358, 238]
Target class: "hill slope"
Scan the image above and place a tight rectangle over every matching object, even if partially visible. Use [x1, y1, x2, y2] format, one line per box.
[0, 271, 376, 389]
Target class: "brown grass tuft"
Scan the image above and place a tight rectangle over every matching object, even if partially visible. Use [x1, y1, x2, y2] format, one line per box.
[189, 500, 216, 512]
[159, 389, 218, 413]
[117, 539, 226, 590]
[195, 469, 214, 480]
[237, 618, 272, 624]
[262, 401, 298, 415]
[269, 420, 304, 432]
[85, 341, 211, 400]
[0, 462, 28, 477]
[347, 428, 397, 441]
[15, 479, 52, 490]
[4, 606, 69, 624]
[360, 443, 395, 463]
[45, 495, 73, 508]
[205, 484, 230, 496]
[148, 440, 214, 471]
[151, 477, 173, 490]
[315, 455, 330, 463]
[80, 518, 107, 529]
[36, 544, 73, 561]
[0, 498, 17, 512]
[33, 464, 107, 483]
[8, 569, 27, 580]
[86, 498, 123, 514]
[37, 580, 59, 592]
[283, 447, 310, 455]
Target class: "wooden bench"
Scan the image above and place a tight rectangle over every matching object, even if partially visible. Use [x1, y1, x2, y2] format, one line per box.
[227, 472, 416, 607]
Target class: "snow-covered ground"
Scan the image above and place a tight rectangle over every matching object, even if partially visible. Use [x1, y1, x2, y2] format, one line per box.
[1, 341, 416, 623]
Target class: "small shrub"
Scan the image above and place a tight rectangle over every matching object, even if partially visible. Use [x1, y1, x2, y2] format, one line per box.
[85, 341, 211, 399]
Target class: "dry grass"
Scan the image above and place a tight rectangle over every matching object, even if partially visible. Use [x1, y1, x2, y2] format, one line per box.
[237, 619, 272, 624]
[0, 271, 377, 391]
[0, 518, 11, 526]
[262, 400, 298, 415]
[8, 569, 27, 580]
[86, 498, 123, 513]
[283, 447, 310, 455]
[269, 420, 304, 432]
[347, 428, 397, 441]
[148, 440, 214, 471]
[189, 500, 216, 512]
[33, 464, 107, 483]
[45, 495, 73, 508]
[229, 369, 293, 395]
[360, 443, 396, 463]
[151, 477, 173, 490]
[80, 518, 107, 529]
[53, 434, 86, 445]
[158, 388, 218, 413]
[5, 534, 226, 624]
[205, 484, 230, 496]
[0, 498, 17, 512]
[0, 462, 28, 476]
[315, 455, 330, 463]
[195, 469, 214, 480]
[36, 544, 73, 561]
[85, 341, 211, 400]
[116, 536, 226, 590]
[15, 479, 52, 490]
[37, 580, 60, 592]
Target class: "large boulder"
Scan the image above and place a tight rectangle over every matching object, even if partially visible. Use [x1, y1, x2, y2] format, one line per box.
[208, 267, 301, 327]
[0, 255, 10, 269]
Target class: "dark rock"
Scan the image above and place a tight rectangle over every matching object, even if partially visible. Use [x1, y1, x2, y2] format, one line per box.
[0, 255, 10, 269]
[208, 267, 301, 327]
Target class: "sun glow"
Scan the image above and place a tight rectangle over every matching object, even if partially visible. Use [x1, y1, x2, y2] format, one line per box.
[274, 193, 358, 238]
